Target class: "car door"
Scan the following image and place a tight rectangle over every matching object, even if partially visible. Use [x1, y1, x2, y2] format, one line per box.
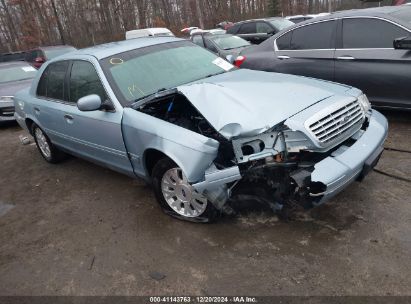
[334, 17, 411, 109]
[273, 20, 337, 81]
[64, 59, 132, 175]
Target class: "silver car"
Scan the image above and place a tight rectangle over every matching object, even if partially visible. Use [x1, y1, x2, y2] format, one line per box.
[14, 37, 388, 222]
[0, 62, 37, 122]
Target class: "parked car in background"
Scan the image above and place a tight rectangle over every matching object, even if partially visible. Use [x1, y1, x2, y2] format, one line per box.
[14, 37, 387, 222]
[191, 31, 250, 61]
[126, 28, 175, 39]
[0, 51, 27, 63]
[237, 6, 411, 110]
[286, 15, 314, 23]
[227, 18, 294, 44]
[0, 61, 37, 122]
[216, 21, 234, 30]
[25, 45, 77, 69]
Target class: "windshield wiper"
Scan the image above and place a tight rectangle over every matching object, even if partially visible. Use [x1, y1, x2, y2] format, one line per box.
[130, 88, 178, 109]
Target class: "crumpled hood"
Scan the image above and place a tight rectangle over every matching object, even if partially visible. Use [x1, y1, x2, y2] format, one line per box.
[0, 79, 33, 97]
[178, 69, 353, 139]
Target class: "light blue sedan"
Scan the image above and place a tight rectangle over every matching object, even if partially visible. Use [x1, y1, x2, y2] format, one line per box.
[14, 37, 388, 222]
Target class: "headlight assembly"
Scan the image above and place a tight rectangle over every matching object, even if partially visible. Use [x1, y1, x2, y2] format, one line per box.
[358, 94, 371, 112]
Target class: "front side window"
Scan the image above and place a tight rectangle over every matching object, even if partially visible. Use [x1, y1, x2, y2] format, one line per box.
[239, 22, 256, 34]
[100, 41, 234, 105]
[69, 61, 107, 103]
[290, 20, 337, 50]
[256, 22, 273, 34]
[37, 61, 69, 101]
[342, 18, 409, 49]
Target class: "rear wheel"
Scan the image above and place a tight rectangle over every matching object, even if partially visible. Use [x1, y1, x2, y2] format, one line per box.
[32, 124, 67, 163]
[151, 158, 218, 222]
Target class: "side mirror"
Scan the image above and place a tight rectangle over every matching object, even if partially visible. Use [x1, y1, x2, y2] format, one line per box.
[394, 36, 411, 50]
[226, 55, 234, 63]
[34, 57, 45, 63]
[77, 94, 102, 111]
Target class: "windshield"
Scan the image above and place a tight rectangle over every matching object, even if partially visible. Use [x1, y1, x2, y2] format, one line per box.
[44, 47, 76, 59]
[0, 65, 37, 83]
[269, 18, 294, 31]
[100, 41, 235, 105]
[209, 35, 250, 50]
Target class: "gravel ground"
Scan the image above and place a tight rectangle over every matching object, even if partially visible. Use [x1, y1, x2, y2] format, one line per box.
[0, 110, 410, 296]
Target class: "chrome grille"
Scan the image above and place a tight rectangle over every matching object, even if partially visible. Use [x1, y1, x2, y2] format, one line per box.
[308, 100, 365, 145]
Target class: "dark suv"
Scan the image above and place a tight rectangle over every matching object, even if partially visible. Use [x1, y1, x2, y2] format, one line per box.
[227, 18, 294, 44]
[0, 51, 27, 63]
[25, 45, 76, 69]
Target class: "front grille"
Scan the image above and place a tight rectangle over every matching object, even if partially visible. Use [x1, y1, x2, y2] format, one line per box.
[308, 100, 365, 145]
[0, 106, 15, 117]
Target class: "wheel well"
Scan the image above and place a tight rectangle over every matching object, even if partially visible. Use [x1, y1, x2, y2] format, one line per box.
[144, 149, 169, 177]
[25, 118, 35, 135]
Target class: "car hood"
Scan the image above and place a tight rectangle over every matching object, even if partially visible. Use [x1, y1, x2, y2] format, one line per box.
[178, 69, 354, 139]
[0, 78, 33, 97]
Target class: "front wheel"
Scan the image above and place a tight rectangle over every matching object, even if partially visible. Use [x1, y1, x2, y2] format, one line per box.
[151, 158, 218, 223]
[32, 124, 67, 164]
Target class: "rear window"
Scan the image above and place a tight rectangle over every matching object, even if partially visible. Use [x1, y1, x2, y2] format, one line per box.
[209, 35, 250, 50]
[0, 65, 37, 83]
[269, 18, 294, 31]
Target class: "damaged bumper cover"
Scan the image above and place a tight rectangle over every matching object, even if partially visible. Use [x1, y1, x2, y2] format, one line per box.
[193, 110, 388, 209]
[309, 110, 387, 205]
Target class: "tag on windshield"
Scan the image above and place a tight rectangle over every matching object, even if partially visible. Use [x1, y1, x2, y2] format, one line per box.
[22, 67, 36, 72]
[212, 58, 234, 71]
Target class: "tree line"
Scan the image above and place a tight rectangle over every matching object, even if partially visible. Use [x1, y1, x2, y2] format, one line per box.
[0, 0, 393, 53]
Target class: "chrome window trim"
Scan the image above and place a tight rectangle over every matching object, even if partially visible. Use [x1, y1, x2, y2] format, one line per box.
[274, 16, 411, 52]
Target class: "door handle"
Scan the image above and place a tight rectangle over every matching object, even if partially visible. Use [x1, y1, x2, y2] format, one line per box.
[337, 56, 355, 60]
[64, 114, 74, 123]
[277, 55, 290, 60]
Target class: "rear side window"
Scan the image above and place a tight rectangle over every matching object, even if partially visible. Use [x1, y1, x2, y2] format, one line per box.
[342, 18, 409, 49]
[227, 24, 241, 34]
[290, 20, 337, 50]
[276, 31, 292, 50]
[37, 61, 69, 101]
[239, 22, 256, 34]
[69, 61, 107, 103]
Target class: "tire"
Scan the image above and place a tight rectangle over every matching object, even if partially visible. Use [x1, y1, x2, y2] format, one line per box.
[151, 158, 218, 223]
[32, 123, 67, 164]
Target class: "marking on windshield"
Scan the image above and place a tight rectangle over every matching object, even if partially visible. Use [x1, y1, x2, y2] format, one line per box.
[110, 58, 124, 65]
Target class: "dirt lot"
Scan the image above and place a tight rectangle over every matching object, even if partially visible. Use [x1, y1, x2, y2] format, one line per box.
[0, 111, 410, 296]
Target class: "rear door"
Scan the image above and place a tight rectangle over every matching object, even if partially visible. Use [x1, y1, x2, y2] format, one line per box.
[273, 20, 337, 81]
[334, 17, 411, 109]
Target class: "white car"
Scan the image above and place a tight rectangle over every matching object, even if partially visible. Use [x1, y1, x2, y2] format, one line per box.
[126, 28, 174, 40]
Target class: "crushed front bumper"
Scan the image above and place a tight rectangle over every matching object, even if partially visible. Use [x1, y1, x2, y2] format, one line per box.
[310, 110, 388, 205]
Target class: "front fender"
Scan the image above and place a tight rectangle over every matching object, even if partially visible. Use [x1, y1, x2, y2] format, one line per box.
[121, 108, 219, 182]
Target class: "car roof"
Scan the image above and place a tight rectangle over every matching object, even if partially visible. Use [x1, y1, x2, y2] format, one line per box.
[57, 37, 184, 60]
[30, 45, 75, 51]
[233, 17, 285, 24]
[298, 5, 411, 25]
[0, 61, 31, 69]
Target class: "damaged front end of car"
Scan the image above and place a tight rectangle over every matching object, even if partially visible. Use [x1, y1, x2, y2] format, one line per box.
[131, 82, 388, 216]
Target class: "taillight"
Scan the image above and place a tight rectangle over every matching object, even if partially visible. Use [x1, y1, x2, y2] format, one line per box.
[234, 55, 246, 68]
